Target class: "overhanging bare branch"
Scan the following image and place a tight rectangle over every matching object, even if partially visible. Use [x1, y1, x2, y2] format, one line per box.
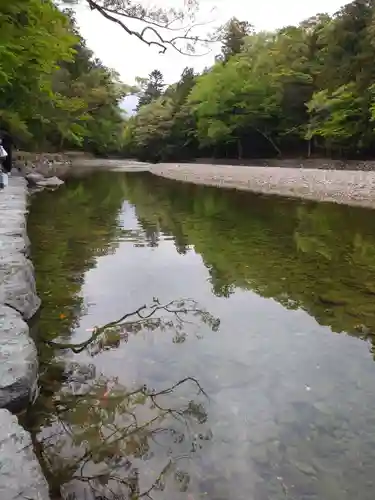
[80, 0, 219, 55]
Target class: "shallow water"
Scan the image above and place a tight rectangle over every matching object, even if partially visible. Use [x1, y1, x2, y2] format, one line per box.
[27, 171, 375, 500]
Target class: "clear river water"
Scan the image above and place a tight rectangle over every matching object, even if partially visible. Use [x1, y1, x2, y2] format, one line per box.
[26, 170, 375, 500]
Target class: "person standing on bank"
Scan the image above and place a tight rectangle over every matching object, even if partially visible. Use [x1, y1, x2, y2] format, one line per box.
[0, 129, 13, 175]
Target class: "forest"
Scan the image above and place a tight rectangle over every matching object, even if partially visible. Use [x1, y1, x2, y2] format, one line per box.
[0, 0, 129, 155]
[125, 0, 375, 161]
[2, 0, 375, 160]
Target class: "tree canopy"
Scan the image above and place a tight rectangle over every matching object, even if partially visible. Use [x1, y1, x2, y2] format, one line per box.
[4, 0, 375, 159]
[0, 1, 127, 154]
[123, 0, 375, 161]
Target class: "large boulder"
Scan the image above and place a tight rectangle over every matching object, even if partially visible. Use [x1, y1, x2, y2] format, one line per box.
[0, 218, 29, 256]
[0, 305, 38, 412]
[0, 201, 29, 257]
[0, 178, 34, 309]
[0, 254, 40, 320]
[0, 178, 29, 255]
[0, 409, 50, 500]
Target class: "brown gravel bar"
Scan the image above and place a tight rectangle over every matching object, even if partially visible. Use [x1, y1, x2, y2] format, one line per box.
[149, 163, 375, 209]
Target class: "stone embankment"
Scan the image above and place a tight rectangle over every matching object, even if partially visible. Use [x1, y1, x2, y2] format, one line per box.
[0, 176, 50, 499]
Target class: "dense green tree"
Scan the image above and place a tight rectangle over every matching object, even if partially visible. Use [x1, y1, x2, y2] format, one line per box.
[136, 69, 165, 110]
[0, 1, 128, 154]
[124, 67, 199, 160]
[219, 17, 253, 62]
[0, 0, 77, 141]
[306, 83, 363, 155]
[189, 54, 284, 158]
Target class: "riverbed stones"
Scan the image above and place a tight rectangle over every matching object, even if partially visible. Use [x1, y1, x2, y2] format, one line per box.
[0, 305, 38, 412]
[0, 409, 50, 500]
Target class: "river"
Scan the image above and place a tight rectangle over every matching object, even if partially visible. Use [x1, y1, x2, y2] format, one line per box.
[26, 170, 375, 500]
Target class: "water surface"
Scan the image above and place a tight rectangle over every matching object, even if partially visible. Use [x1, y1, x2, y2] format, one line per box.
[27, 171, 375, 500]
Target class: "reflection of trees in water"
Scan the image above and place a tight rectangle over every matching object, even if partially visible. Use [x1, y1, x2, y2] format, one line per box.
[28, 297, 218, 499]
[29, 298, 218, 499]
[33, 372, 211, 500]
[28, 172, 130, 344]
[27, 173, 218, 499]
[121, 173, 375, 347]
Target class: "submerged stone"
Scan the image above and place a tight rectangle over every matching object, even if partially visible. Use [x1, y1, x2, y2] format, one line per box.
[0, 409, 50, 500]
[318, 294, 348, 306]
[35, 176, 64, 189]
[0, 305, 38, 412]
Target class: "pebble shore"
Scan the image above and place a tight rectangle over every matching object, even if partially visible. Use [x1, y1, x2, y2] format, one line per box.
[149, 163, 375, 209]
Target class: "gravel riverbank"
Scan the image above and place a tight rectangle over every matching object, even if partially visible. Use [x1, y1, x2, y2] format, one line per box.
[20, 155, 375, 209]
[149, 163, 375, 209]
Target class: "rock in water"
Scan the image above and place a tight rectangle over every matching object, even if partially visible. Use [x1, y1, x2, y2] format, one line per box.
[35, 176, 64, 188]
[25, 172, 45, 187]
[0, 305, 38, 412]
[0, 254, 40, 320]
[0, 409, 50, 500]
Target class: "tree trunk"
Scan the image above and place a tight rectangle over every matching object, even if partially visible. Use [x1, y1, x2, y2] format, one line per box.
[237, 138, 243, 159]
[256, 128, 282, 156]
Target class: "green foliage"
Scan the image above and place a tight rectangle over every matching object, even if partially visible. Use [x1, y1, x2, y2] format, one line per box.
[0, 1, 126, 154]
[136, 69, 164, 110]
[218, 17, 253, 62]
[123, 0, 375, 161]
[189, 55, 283, 156]
[124, 67, 199, 161]
[306, 84, 364, 151]
[0, 0, 77, 141]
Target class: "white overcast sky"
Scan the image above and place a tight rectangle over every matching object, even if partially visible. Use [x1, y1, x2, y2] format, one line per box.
[75, 0, 347, 85]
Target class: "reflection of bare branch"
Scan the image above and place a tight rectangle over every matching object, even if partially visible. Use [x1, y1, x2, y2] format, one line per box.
[46, 298, 220, 354]
[152, 375, 208, 399]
